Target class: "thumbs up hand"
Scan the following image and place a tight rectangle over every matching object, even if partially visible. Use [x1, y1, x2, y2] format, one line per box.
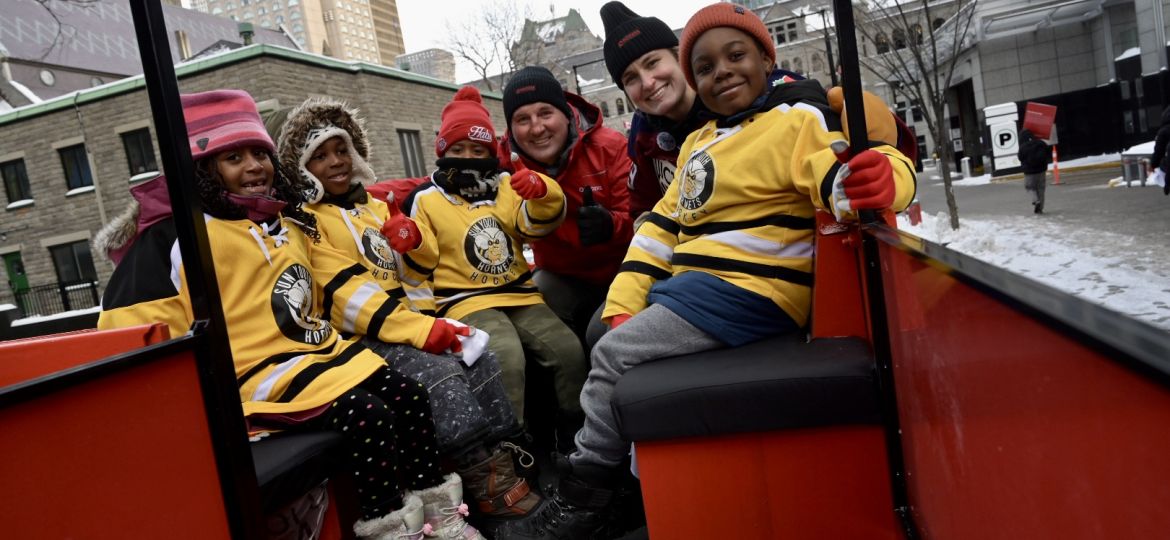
[508, 152, 547, 200]
[381, 201, 422, 253]
[577, 186, 613, 246]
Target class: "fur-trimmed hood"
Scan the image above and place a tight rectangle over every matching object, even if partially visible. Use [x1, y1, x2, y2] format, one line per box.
[92, 174, 173, 265]
[276, 97, 377, 203]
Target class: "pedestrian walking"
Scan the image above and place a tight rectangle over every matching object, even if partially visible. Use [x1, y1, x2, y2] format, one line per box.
[1018, 129, 1051, 213]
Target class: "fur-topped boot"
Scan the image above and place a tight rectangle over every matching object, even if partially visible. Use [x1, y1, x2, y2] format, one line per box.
[353, 494, 428, 540]
[409, 473, 483, 539]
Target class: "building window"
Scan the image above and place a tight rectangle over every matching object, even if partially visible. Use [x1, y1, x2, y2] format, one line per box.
[397, 130, 426, 177]
[616, 98, 626, 116]
[912, 23, 924, 45]
[786, 22, 797, 42]
[781, 59, 791, 71]
[2, 159, 33, 203]
[49, 240, 98, 284]
[876, 33, 891, 54]
[772, 25, 787, 45]
[58, 144, 93, 190]
[932, 18, 945, 30]
[121, 129, 158, 176]
[793, 57, 803, 74]
[893, 28, 907, 50]
[811, 53, 825, 73]
[600, 101, 610, 118]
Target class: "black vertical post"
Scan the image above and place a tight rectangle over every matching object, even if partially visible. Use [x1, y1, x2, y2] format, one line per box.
[127, 0, 263, 537]
[831, 0, 916, 537]
[820, 10, 839, 87]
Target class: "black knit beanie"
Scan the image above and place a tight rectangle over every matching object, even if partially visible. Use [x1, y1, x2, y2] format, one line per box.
[601, 1, 679, 88]
[503, 66, 572, 124]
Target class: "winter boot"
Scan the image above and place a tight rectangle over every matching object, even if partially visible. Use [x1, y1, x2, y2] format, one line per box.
[458, 444, 543, 534]
[410, 473, 483, 540]
[353, 494, 428, 540]
[494, 455, 616, 540]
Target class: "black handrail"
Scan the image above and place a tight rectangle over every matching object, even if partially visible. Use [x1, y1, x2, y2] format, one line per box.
[127, 0, 262, 537]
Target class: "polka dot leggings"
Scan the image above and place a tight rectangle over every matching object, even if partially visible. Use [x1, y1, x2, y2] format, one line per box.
[305, 366, 444, 519]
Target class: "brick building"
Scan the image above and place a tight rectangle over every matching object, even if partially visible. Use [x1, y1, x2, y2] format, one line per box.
[0, 44, 504, 312]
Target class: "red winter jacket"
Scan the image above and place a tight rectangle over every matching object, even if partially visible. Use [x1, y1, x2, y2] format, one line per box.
[498, 93, 634, 287]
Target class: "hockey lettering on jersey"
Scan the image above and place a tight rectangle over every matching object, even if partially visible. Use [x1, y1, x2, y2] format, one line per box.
[652, 157, 675, 194]
[678, 151, 716, 220]
[272, 263, 334, 345]
[464, 216, 519, 285]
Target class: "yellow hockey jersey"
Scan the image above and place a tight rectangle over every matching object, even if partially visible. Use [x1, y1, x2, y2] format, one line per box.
[403, 172, 566, 320]
[603, 99, 916, 327]
[99, 215, 439, 416]
[306, 195, 438, 314]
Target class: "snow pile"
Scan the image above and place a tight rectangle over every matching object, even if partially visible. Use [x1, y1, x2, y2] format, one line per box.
[897, 212, 1170, 330]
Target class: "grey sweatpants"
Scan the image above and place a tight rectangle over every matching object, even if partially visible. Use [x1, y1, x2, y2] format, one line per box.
[569, 304, 723, 470]
[361, 339, 520, 455]
[1025, 172, 1047, 207]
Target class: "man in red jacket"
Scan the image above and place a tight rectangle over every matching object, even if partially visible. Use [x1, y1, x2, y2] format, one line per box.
[498, 66, 635, 349]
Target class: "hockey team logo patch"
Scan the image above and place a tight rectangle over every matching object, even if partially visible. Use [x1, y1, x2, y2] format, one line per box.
[463, 216, 514, 275]
[361, 227, 398, 272]
[469, 126, 493, 143]
[271, 263, 332, 345]
[679, 151, 715, 211]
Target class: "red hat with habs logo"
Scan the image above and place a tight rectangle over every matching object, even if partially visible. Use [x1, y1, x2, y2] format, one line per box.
[436, 86, 497, 157]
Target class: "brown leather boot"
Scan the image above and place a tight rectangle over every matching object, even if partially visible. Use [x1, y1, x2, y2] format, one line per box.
[458, 445, 542, 520]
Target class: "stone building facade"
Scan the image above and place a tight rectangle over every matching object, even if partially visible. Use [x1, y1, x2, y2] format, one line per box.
[0, 44, 504, 305]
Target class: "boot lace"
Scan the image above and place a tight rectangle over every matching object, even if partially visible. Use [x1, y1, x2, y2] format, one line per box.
[500, 441, 535, 469]
[397, 522, 432, 540]
[436, 503, 471, 537]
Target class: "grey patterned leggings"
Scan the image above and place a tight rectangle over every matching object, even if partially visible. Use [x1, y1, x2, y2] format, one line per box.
[361, 338, 521, 455]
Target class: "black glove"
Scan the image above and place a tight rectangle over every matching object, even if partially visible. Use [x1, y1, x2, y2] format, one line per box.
[577, 188, 614, 246]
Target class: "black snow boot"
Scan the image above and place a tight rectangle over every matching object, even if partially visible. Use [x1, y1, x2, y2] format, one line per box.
[494, 455, 616, 540]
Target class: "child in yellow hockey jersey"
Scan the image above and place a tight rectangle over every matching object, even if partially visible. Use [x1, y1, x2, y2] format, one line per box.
[97, 89, 479, 539]
[276, 97, 547, 532]
[386, 86, 588, 440]
[498, 5, 917, 538]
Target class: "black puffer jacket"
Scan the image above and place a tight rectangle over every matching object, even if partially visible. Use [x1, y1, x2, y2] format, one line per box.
[1017, 129, 1050, 174]
[1150, 106, 1170, 170]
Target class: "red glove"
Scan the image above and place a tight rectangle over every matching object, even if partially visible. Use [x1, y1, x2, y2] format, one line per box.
[509, 153, 547, 200]
[610, 313, 631, 330]
[831, 148, 895, 213]
[381, 203, 422, 253]
[422, 318, 472, 355]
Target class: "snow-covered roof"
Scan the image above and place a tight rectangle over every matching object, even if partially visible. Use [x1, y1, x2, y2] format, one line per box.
[1116, 47, 1141, 62]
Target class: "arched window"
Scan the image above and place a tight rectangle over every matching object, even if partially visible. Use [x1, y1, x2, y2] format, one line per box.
[781, 59, 791, 71]
[932, 18, 944, 30]
[616, 97, 626, 115]
[912, 23, 924, 44]
[811, 53, 824, 73]
[893, 28, 907, 49]
[875, 33, 890, 54]
[601, 101, 611, 118]
[793, 57, 804, 74]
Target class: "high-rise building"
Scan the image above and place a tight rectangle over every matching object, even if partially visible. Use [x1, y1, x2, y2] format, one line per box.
[196, 0, 383, 64]
[395, 48, 456, 83]
[369, 0, 406, 65]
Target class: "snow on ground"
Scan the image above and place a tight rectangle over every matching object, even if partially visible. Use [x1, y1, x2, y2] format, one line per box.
[898, 212, 1170, 331]
[930, 153, 1122, 186]
[9, 306, 101, 327]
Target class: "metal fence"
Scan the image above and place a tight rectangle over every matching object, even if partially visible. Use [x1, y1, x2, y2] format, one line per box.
[3, 281, 101, 318]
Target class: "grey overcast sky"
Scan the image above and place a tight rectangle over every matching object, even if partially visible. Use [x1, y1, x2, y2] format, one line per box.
[396, 0, 719, 83]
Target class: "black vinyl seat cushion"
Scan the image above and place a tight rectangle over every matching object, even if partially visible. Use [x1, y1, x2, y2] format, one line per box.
[252, 431, 344, 513]
[613, 334, 880, 442]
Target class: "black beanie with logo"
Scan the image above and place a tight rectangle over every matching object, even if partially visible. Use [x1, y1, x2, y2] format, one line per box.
[600, 1, 679, 88]
[503, 66, 572, 124]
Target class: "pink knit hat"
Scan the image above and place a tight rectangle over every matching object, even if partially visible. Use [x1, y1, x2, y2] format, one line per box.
[181, 89, 275, 162]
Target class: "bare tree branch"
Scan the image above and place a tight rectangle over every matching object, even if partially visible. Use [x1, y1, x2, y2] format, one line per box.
[854, 0, 978, 230]
[441, 0, 533, 91]
[31, 0, 102, 60]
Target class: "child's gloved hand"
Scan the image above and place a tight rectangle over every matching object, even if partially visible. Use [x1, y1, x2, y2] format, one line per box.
[577, 187, 613, 246]
[422, 318, 472, 355]
[508, 152, 547, 200]
[830, 142, 894, 218]
[381, 202, 422, 253]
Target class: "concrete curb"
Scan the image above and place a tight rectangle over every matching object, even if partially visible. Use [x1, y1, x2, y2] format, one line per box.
[923, 161, 1121, 184]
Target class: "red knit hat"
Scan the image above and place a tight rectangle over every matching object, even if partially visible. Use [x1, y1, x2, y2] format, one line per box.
[679, 3, 776, 89]
[436, 86, 497, 157]
[180, 89, 275, 162]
